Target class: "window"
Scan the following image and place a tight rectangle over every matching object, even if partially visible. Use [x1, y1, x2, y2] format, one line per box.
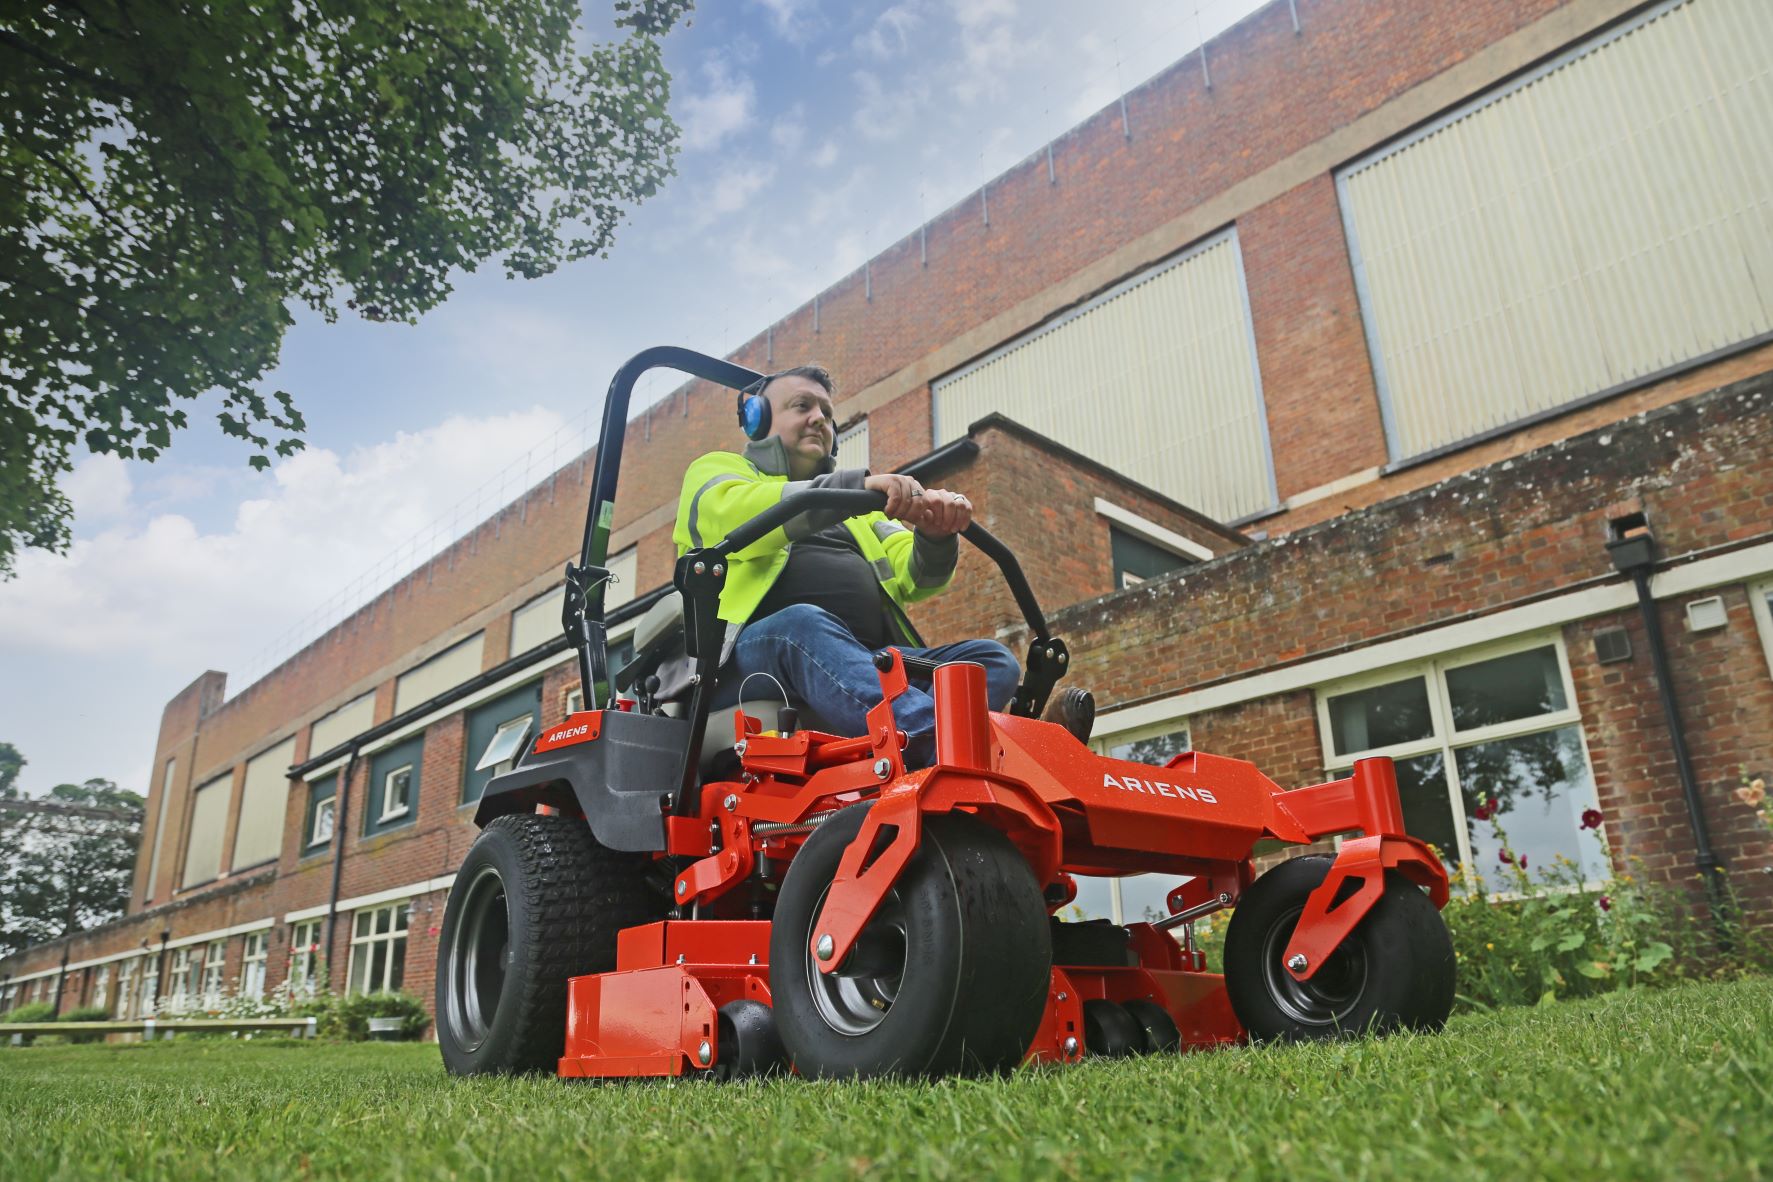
[145, 756, 176, 903]
[181, 773, 232, 889]
[364, 736, 423, 836]
[1111, 527, 1192, 590]
[565, 687, 584, 716]
[835, 419, 870, 471]
[91, 965, 111, 1013]
[511, 550, 640, 658]
[139, 959, 160, 1017]
[233, 737, 296, 871]
[167, 948, 196, 1013]
[1317, 638, 1606, 891]
[462, 683, 542, 805]
[1751, 580, 1773, 680]
[200, 939, 228, 1006]
[114, 960, 138, 1020]
[934, 228, 1277, 524]
[304, 774, 337, 852]
[311, 691, 375, 756]
[241, 932, 269, 999]
[289, 919, 323, 997]
[394, 632, 486, 714]
[1338, 0, 1773, 463]
[347, 903, 410, 995]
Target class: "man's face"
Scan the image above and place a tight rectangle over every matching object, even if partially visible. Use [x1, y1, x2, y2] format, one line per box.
[764, 374, 835, 474]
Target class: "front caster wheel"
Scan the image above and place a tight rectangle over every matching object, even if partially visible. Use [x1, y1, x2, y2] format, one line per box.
[435, 813, 664, 1075]
[710, 1000, 786, 1080]
[1081, 999, 1142, 1057]
[769, 805, 1052, 1079]
[1222, 853, 1455, 1043]
[1122, 999, 1182, 1054]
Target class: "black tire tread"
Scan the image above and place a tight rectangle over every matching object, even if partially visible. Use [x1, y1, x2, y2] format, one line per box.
[439, 813, 663, 1074]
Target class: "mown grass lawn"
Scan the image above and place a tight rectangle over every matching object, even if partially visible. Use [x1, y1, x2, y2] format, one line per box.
[2, 978, 1769, 1182]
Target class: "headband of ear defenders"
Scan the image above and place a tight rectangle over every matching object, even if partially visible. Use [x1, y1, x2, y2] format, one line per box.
[736, 374, 838, 456]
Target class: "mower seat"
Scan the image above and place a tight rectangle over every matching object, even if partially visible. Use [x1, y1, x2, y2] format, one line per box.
[623, 591, 793, 779]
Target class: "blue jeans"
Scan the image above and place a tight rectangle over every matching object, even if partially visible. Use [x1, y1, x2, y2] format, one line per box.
[733, 604, 1022, 768]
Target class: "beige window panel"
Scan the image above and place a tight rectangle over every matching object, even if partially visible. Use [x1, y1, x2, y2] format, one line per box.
[1339, 0, 1773, 463]
[835, 419, 870, 473]
[932, 227, 1277, 525]
[180, 773, 232, 890]
[231, 737, 295, 871]
[394, 632, 486, 714]
[510, 547, 637, 657]
[310, 691, 376, 756]
[144, 755, 176, 902]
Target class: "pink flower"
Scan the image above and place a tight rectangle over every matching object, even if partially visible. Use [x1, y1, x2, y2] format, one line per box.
[1518, 855, 1528, 870]
[1498, 848, 1514, 865]
[1580, 808, 1604, 831]
[1736, 781, 1766, 807]
[1598, 895, 1612, 912]
[1473, 799, 1496, 822]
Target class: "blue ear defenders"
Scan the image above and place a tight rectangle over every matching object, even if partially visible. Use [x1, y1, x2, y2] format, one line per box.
[737, 374, 840, 457]
[736, 377, 772, 441]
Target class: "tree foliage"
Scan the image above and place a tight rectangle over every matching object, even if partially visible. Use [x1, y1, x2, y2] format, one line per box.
[0, 749, 145, 958]
[0, 0, 692, 576]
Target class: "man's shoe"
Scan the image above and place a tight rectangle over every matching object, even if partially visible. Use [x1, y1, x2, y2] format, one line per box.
[1042, 686, 1095, 744]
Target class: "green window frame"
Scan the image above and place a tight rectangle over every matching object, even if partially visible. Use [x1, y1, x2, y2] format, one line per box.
[461, 682, 542, 806]
[364, 736, 424, 837]
[302, 773, 337, 856]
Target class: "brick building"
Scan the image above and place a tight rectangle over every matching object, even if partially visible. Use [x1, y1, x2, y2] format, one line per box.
[6, 0, 1772, 1020]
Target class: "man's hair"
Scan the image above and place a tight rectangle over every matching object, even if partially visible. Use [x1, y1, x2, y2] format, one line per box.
[762, 365, 834, 398]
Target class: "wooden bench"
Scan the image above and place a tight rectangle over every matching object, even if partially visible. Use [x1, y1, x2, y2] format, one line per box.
[0, 1016, 318, 1044]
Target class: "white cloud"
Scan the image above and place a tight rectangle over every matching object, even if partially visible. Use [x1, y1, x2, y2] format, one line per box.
[810, 139, 839, 168]
[0, 407, 568, 792]
[751, 0, 822, 44]
[688, 162, 779, 231]
[852, 70, 929, 141]
[855, 3, 926, 59]
[63, 453, 133, 522]
[770, 105, 807, 153]
[678, 58, 757, 152]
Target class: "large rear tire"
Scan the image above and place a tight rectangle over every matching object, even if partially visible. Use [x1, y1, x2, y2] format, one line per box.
[769, 805, 1051, 1079]
[1222, 853, 1454, 1042]
[436, 812, 664, 1075]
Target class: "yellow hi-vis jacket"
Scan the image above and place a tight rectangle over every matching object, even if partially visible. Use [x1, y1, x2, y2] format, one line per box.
[672, 437, 958, 660]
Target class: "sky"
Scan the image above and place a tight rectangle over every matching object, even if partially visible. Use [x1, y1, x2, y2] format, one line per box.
[0, 0, 1273, 797]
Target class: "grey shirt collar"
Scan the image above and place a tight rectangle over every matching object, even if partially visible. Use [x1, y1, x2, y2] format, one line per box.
[744, 435, 835, 478]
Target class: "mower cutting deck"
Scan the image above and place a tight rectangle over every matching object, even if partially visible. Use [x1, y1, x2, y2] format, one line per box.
[435, 347, 1455, 1081]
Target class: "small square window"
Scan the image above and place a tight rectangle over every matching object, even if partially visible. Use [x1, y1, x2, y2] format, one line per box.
[565, 687, 584, 715]
[379, 765, 413, 821]
[309, 796, 335, 847]
[475, 717, 534, 773]
[1326, 676, 1434, 755]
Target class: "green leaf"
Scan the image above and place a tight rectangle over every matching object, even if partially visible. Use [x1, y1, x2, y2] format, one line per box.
[1576, 960, 1609, 980]
[1555, 932, 1587, 952]
[1634, 943, 1674, 973]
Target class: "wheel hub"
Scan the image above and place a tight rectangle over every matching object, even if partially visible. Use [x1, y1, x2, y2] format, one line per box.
[1261, 905, 1369, 1028]
[806, 886, 907, 1036]
[445, 864, 511, 1052]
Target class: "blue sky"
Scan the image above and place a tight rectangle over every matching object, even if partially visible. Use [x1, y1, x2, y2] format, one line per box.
[0, 0, 1269, 796]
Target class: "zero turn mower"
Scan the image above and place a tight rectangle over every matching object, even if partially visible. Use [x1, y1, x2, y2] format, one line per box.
[436, 347, 1455, 1080]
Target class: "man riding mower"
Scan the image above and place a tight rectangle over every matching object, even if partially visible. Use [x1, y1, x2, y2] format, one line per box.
[435, 347, 1456, 1081]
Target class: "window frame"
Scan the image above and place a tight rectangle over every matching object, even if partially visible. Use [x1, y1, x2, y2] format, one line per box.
[346, 902, 410, 996]
[1750, 579, 1773, 682]
[378, 764, 414, 823]
[1315, 633, 1603, 888]
[289, 919, 323, 997]
[241, 931, 269, 999]
[200, 939, 228, 1007]
[303, 773, 337, 855]
[364, 736, 423, 837]
[461, 682, 542, 807]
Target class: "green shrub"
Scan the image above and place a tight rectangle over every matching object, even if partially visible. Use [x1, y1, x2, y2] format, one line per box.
[2, 1002, 56, 1024]
[293, 992, 429, 1041]
[57, 1006, 112, 1044]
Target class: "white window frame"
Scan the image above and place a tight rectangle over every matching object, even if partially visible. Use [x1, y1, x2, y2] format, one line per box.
[200, 939, 228, 1007]
[347, 902, 410, 996]
[1750, 579, 1773, 681]
[167, 948, 195, 1013]
[114, 959, 138, 1020]
[1315, 633, 1603, 889]
[565, 687, 584, 716]
[91, 965, 111, 1013]
[474, 715, 534, 775]
[308, 791, 336, 848]
[378, 763, 414, 822]
[1094, 499, 1215, 563]
[289, 919, 323, 997]
[241, 931, 269, 999]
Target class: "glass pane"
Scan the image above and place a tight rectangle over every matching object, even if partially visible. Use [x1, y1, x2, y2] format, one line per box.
[1109, 728, 1191, 765]
[476, 717, 534, 772]
[388, 937, 407, 993]
[1456, 725, 1607, 890]
[348, 949, 368, 995]
[374, 907, 391, 936]
[394, 903, 410, 932]
[1327, 677, 1434, 755]
[369, 942, 388, 993]
[1445, 646, 1567, 730]
[1119, 875, 1188, 924]
[355, 912, 370, 939]
[312, 798, 334, 844]
[1067, 876, 1116, 922]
